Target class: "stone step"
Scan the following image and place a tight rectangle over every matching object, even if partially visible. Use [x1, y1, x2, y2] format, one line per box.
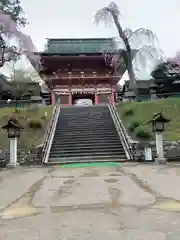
[52, 138, 122, 145]
[57, 120, 113, 124]
[55, 129, 117, 136]
[56, 125, 115, 130]
[50, 147, 125, 154]
[48, 105, 127, 163]
[57, 121, 114, 125]
[56, 124, 115, 128]
[60, 108, 109, 114]
[57, 122, 115, 126]
[59, 112, 112, 116]
[60, 112, 111, 115]
[54, 129, 118, 134]
[54, 130, 118, 135]
[59, 113, 112, 116]
[61, 110, 110, 114]
[55, 128, 116, 133]
[60, 113, 111, 116]
[49, 150, 125, 158]
[51, 143, 123, 149]
[60, 116, 111, 119]
[48, 155, 127, 164]
[51, 141, 122, 148]
[54, 133, 120, 142]
[53, 134, 120, 139]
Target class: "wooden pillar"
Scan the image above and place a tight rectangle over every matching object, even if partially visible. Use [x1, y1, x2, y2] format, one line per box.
[95, 92, 98, 105]
[111, 88, 115, 104]
[68, 91, 72, 105]
[68, 73, 72, 105]
[94, 77, 98, 105]
[51, 91, 55, 105]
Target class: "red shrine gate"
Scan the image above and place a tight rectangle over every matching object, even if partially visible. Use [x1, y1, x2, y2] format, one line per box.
[39, 38, 127, 105]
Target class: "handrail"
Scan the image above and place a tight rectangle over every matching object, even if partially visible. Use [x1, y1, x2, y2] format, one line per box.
[42, 101, 60, 163]
[108, 98, 133, 160]
[42, 105, 57, 155]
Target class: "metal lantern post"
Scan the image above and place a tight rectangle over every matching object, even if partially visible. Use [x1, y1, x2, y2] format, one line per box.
[149, 112, 170, 164]
[2, 118, 23, 168]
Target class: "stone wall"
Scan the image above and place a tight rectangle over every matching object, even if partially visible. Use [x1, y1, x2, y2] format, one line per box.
[131, 140, 180, 161]
[0, 146, 43, 167]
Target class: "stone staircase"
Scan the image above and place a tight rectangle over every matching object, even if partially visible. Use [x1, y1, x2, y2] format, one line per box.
[48, 105, 127, 163]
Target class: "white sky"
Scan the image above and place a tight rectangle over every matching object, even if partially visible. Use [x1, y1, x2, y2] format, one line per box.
[1, 0, 179, 79]
[20, 0, 179, 57]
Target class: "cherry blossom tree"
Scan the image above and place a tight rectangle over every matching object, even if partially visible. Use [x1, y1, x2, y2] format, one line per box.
[95, 1, 162, 93]
[168, 51, 180, 69]
[152, 51, 180, 81]
[0, 0, 27, 26]
[0, 11, 19, 67]
[95, 2, 137, 92]
[0, 3, 40, 70]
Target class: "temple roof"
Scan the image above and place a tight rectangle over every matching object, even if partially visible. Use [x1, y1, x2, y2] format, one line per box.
[44, 38, 118, 54]
[125, 79, 154, 89]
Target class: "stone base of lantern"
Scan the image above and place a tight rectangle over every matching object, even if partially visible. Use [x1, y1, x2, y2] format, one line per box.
[154, 157, 167, 164]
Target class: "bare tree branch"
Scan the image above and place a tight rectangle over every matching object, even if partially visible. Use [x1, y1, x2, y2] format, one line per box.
[95, 1, 137, 92]
[95, 1, 163, 91]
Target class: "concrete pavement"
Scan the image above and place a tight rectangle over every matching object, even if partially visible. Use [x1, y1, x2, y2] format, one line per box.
[0, 163, 180, 239]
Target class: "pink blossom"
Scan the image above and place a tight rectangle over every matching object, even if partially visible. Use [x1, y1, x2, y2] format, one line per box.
[168, 51, 180, 66]
[17, 32, 41, 69]
[0, 11, 18, 36]
[0, 11, 40, 69]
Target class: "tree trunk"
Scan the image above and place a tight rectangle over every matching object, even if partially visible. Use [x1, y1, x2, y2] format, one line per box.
[111, 12, 137, 92]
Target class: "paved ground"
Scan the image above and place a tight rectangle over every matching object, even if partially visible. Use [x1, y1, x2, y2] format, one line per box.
[1, 163, 180, 239]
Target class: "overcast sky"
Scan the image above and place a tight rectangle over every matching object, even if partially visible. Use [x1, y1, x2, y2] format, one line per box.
[20, 0, 179, 58]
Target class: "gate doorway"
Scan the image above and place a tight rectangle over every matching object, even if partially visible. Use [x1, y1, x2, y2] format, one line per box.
[72, 92, 95, 105]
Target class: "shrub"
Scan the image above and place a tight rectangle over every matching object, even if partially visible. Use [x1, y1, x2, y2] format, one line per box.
[134, 125, 152, 140]
[123, 108, 134, 117]
[41, 115, 47, 121]
[1, 114, 9, 122]
[128, 120, 141, 132]
[28, 119, 43, 129]
[13, 108, 21, 114]
[26, 105, 39, 113]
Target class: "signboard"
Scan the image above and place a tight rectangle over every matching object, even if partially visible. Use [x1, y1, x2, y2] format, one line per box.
[97, 88, 111, 91]
[55, 92, 69, 95]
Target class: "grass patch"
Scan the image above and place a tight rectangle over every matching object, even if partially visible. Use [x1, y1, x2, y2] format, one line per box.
[117, 98, 180, 141]
[0, 106, 53, 150]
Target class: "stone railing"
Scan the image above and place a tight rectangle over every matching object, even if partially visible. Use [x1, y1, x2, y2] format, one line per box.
[42, 101, 60, 164]
[108, 98, 134, 160]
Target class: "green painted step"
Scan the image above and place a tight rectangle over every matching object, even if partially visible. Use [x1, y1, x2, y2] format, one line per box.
[60, 162, 121, 168]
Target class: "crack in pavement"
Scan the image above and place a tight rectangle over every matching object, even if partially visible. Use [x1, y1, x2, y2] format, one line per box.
[118, 166, 180, 212]
[116, 167, 161, 197]
[0, 168, 55, 219]
[2, 165, 180, 221]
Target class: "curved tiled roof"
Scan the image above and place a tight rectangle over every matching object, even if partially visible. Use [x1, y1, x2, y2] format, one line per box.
[44, 38, 118, 54]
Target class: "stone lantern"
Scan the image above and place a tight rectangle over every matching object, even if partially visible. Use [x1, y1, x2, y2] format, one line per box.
[149, 112, 170, 164]
[2, 118, 23, 168]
